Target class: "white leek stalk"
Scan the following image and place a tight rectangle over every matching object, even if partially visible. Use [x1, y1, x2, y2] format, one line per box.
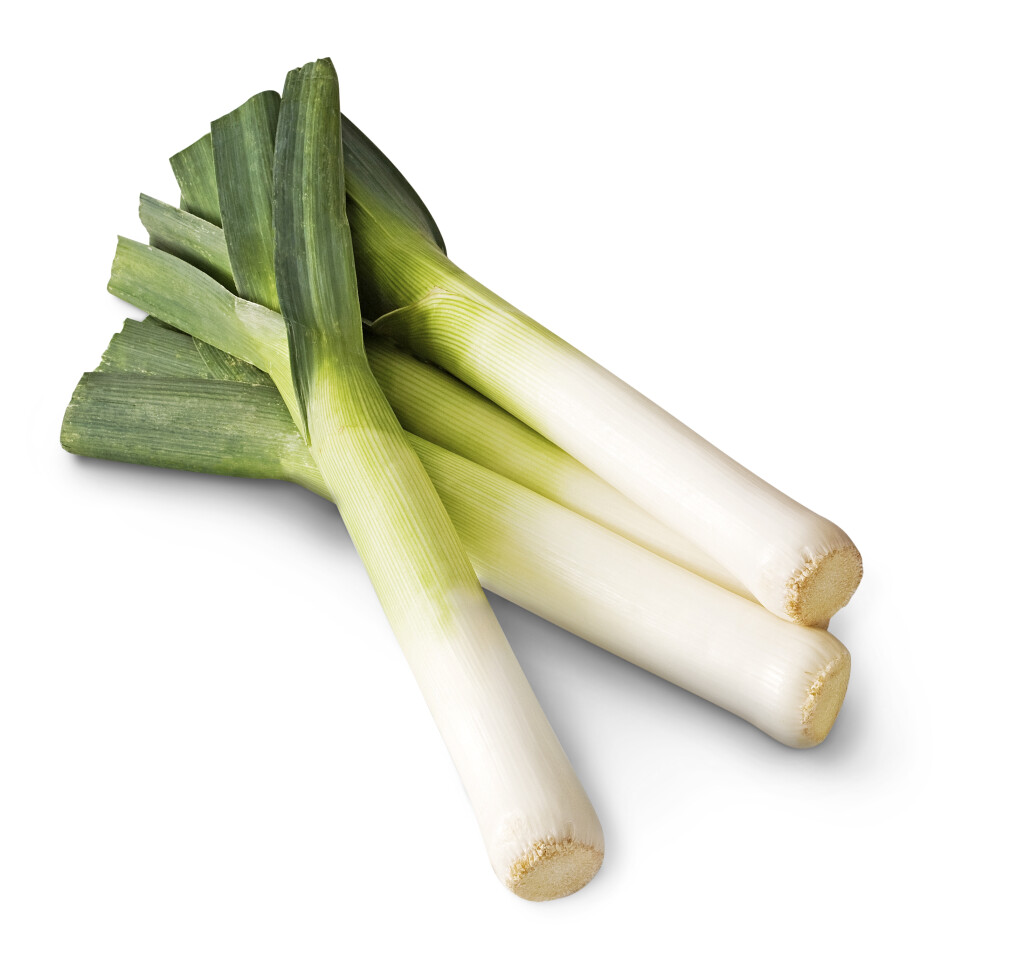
[366, 250, 862, 627]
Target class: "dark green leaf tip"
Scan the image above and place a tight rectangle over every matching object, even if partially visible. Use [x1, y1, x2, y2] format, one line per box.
[273, 58, 364, 440]
[212, 89, 282, 311]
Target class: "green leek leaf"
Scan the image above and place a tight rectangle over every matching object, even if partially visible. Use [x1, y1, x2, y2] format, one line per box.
[169, 133, 221, 226]
[211, 91, 281, 310]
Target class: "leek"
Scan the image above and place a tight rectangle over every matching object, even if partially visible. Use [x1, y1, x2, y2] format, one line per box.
[166, 97, 863, 625]
[139, 194, 751, 599]
[62, 355, 850, 749]
[354, 189, 863, 628]
[61, 57, 865, 903]
[107, 62, 604, 900]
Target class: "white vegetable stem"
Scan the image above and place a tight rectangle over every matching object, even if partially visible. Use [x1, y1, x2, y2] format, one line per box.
[268, 61, 603, 899]
[371, 287, 862, 625]
[412, 436, 852, 749]
[365, 337, 754, 600]
[308, 379, 605, 897]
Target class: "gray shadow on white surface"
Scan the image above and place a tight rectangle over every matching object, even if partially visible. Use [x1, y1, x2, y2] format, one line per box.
[68, 454, 352, 551]
[492, 590, 867, 747]
[485, 594, 868, 859]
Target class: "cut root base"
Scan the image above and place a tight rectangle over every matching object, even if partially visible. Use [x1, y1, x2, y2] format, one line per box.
[801, 647, 852, 746]
[507, 837, 604, 901]
[786, 545, 864, 626]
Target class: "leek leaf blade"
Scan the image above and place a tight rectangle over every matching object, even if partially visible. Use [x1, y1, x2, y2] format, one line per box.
[273, 59, 363, 434]
[211, 90, 281, 310]
[170, 133, 221, 226]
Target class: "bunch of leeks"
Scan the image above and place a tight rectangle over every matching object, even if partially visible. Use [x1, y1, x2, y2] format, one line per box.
[62, 57, 861, 900]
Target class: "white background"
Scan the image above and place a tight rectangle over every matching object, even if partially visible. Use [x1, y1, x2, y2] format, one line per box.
[3, 2, 1021, 959]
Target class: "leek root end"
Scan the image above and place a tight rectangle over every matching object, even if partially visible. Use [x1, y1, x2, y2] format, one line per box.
[507, 837, 604, 901]
[801, 647, 852, 746]
[786, 545, 863, 627]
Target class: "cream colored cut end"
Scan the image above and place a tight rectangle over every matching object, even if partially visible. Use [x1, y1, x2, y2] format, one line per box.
[785, 545, 863, 626]
[800, 647, 852, 746]
[506, 836, 604, 901]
